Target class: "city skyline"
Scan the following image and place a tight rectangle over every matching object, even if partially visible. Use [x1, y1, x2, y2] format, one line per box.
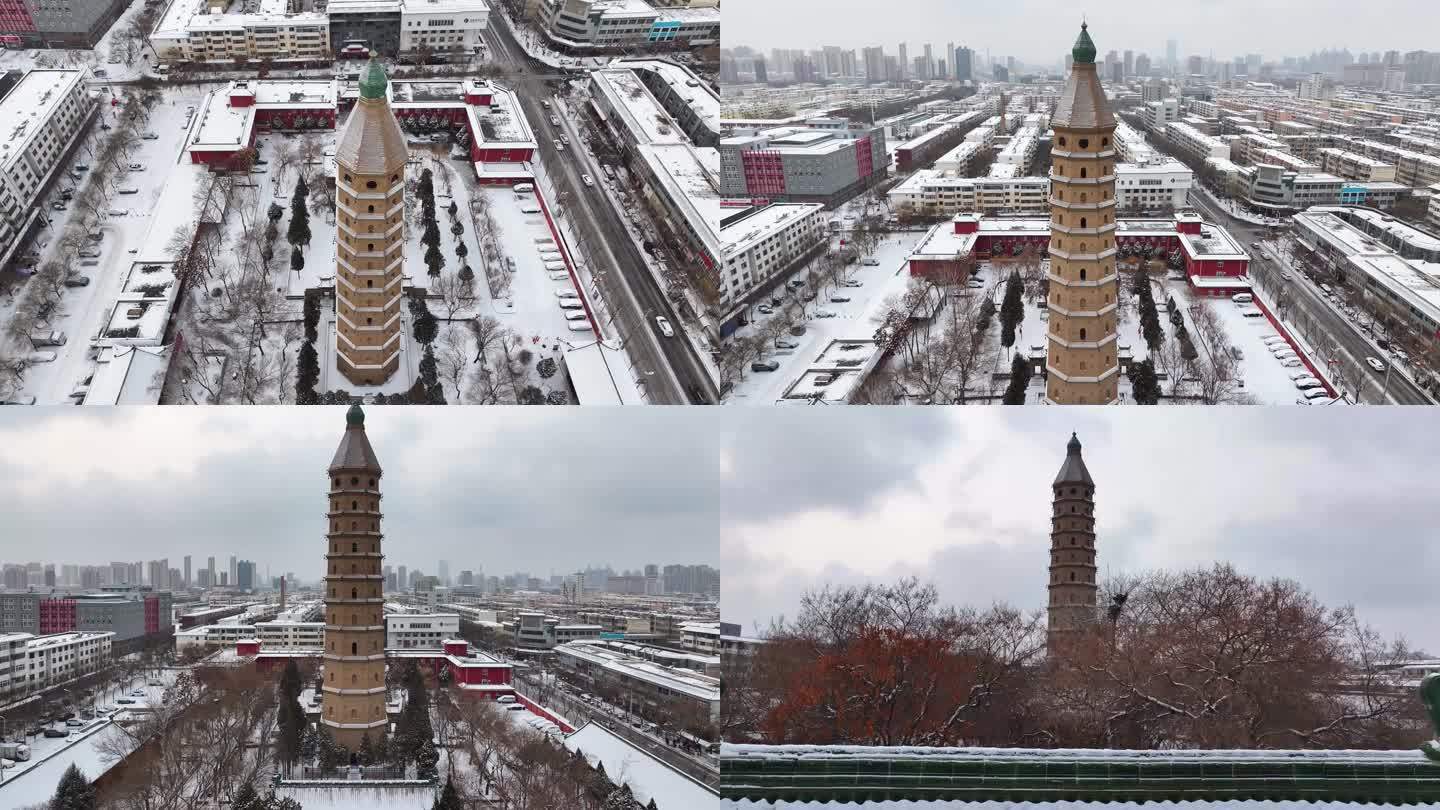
[723, 0, 1440, 64]
[721, 409, 1440, 651]
[0, 408, 719, 580]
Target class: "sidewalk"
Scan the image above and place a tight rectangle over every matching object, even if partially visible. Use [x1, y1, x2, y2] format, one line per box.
[490, 5, 609, 71]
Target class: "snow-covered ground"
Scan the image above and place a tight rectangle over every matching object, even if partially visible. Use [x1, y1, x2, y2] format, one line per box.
[0, 671, 176, 808]
[0, 0, 152, 82]
[564, 722, 717, 810]
[0, 85, 211, 404]
[723, 230, 930, 404]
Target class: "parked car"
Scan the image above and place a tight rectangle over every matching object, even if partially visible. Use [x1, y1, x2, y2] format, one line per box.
[1293, 376, 1323, 390]
[115, 698, 135, 705]
[860, 258, 880, 266]
[756, 305, 773, 315]
[1366, 356, 1386, 373]
[127, 163, 146, 171]
[830, 295, 851, 303]
[141, 132, 158, 140]
[64, 276, 91, 287]
[51, 201, 66, 210]
[1298, 387, 1332, 401]
[117, 187, 139, 195]
[25, 351, 57, 363]
[775, 338, 799, 349]
[654, 316, 675, 338]
[99, 123, 111, 130]
[814, 310, 837, 318]
[841, 279, 862, 287]
[43, 729, 68, 738]
[751, 360, 780, 372]
[554, 289, 579, 299]
[1279, 358, 1303, 368]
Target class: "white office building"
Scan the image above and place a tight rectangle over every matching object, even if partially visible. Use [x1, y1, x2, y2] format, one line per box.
[386, 613, 460, 649]
[399, 0, 489, 54]
[0, 70, 94, 269]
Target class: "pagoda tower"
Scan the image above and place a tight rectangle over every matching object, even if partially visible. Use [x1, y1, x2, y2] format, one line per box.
[334, 54, 408, 386]
[1047, 432, 1098, 654]
[1046, 22, 1120, 404]
[322, 404, 388, 752]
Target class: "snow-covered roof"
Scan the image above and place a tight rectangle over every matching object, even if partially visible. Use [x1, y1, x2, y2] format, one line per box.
[0, 69, 85, 172]
[565, 722, 719, 810]
[273, 785, 434, 809]
[563, 340, 644, 405]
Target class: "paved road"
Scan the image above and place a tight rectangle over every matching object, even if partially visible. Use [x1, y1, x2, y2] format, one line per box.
[1187, 191, 1434, 404]
[514, 671, 718, 787]
[482, 14, 715, 404]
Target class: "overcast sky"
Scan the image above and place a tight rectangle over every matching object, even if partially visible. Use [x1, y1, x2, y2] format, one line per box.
[722, 409, 1440, 653]
[724, 0, 1440, 64]
[0, 408, 718, 583]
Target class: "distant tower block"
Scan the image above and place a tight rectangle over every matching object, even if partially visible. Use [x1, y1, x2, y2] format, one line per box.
[1046, 22, 1120, 404]
[322, 404, 389, 751]
[334, 53, 408, 386]
[1048, 432, 1098, 653]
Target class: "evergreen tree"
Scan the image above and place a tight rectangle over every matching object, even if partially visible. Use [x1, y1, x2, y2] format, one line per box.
[415, 736, 439, 780]
[358, 732, 374, 766]
[1128, 358, 1162, 404]
[50, 763, 97, 810]
[432, 776, 462, 810]
[1002, 353, 1031, 405]
[296, 342, 320, 404]
[232, 783, 263, 810]
[413, 308, 438, 345]
[999, 271, 1024, 348]
[290, 248, 305, 273]
[303, 292, 320, 344]
[977, 296, 996, 334]
[424, 243, 445, 276]
[422, 219, 441, 248]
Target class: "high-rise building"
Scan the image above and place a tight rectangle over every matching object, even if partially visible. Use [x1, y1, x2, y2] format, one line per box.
[183, 556, 191, 589]
[1046, 22, 1119, 405]
[321, 404, 388, 752]
[1047, 433, 1097, 653]
[955, 46, 973, 81]
[397, 566, 407, 592]
[1123, 49, 1134, 78]
[237, 560, 255, 591]
[1135, 53, 1151, 77]
[229, 555, 237, 589]
[1165, 39, 1177, 70]
[863, 46, 886, 83]
[753, 56, 767, 83]
[923, 43, 934, 79]
[1187, 54, 1204, 76]
[207, 557, 216, 588]
[437, 560, 449, 587]
[898, 42, 908, 79]
[335, 56, 409, 386]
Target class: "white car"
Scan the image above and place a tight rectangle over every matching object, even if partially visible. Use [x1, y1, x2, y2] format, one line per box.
[1288, 370, 1314, 382]
[814, 309, 837, 319]
[1365, 356, 1386, 373]
[1298, 387, 1332, 401]
[581, 174, 594, 188]
[554, 289, 579, 299]
[1278, 358, 1303, 368]
[1273, 351, 1298, 361]
[553, 139, 565, 152]
[654, 316, 675, 338]
[1293, 376, 1323, 390]
[127, 163, 146, 172]
[1261, 335, 1286, 345]
[563, 310, 588, 322]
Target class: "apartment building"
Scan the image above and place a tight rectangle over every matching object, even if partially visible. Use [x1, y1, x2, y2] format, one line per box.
[253, 620, 325, 649]
[1165, 121, 1229, 161]
[19, 631, 114, 691]
[718, 202, 826, 312]
[0, 70, 93, 270]
[553, 639, 720, 720]
[0, 632, 29, 701]
[680, 620, 718, 654]
[1318, 148, 1399, 183]
[151, 0, 330, 64]
[1234, 163, 1343, 211]
[890, 163, 1190, 216]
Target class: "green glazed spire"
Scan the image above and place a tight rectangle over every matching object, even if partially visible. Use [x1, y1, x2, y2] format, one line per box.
[359, 52, 388, 101]
[1072, 22, 1097, 64]
[346, 402, 365, 427]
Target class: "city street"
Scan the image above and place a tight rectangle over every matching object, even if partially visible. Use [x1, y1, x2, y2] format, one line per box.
[1187, 190, 1434, 404]
[481, 13, 717, 403]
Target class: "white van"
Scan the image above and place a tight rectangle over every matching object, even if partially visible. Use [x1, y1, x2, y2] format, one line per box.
[1231, 293, 1253, 304]
[512, 183, 534, 194]
[497, 695, 517, 704]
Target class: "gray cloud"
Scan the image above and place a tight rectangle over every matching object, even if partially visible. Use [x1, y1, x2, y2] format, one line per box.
[722, 409, 1440, 653]
[0, 408, 719, 583]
